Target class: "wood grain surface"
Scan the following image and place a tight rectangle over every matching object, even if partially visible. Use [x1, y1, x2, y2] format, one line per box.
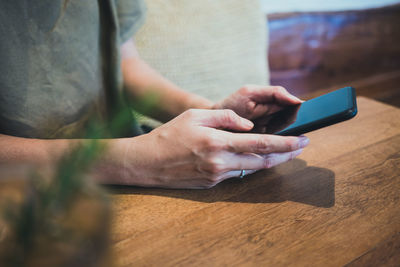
[110, 97, 400, 267]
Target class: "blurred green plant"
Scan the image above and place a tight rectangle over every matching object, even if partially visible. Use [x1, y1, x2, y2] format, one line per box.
[0, 139, 111, 267]
[0, 91, 159, 267]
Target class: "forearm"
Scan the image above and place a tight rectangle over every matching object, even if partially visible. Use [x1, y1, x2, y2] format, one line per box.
[0, 134, 129, 184]
[121, 39, 213, 122]
[0, 134, 78, 165]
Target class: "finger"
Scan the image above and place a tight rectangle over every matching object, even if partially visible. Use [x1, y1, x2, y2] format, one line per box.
[206, 148, 304, 184]
[247, 101, 274, 119]
[261, 148, 304, 168]
[217, 152, 268, 171]
[224, 133, 309, 154]
[246, 85, 303, 105]
[221, 148, 303, 171]
[218, 148, 304, 181]
[197, 109, 254, 131]
[219, 169, 258, 180]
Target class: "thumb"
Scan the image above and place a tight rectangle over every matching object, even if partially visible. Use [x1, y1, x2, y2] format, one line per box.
[199, 109, 254, 131]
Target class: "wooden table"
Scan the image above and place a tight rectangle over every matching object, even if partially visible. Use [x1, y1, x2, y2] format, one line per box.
[110, 97, 400, 266]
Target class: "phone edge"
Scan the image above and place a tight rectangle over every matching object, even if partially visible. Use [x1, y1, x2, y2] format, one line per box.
[276, 87, 358, 136]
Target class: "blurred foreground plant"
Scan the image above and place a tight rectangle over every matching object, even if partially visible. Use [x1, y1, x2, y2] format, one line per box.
[0, 93, 159, 267]
[0, 140, 112, 267]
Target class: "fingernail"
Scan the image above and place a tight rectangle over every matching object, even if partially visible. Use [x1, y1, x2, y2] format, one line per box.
[289, 94, 302, 102]
[299, 136, 309, 147]
[243, 119, 254, 129]
[294, 148, 303, 156]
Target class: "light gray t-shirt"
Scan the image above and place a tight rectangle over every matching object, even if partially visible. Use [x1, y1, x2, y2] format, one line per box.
[0, 0, 146, 138]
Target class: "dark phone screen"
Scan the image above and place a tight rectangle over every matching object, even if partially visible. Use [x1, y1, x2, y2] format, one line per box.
[255, 87, 355, 135]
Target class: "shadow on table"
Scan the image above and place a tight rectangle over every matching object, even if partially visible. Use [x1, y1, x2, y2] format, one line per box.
[107, 159, 335, 208]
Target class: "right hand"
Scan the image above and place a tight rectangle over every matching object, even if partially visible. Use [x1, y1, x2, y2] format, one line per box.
[122, 109, 309, 189]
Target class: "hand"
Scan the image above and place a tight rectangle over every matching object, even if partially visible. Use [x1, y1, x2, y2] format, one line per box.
[121, 109, 309, 189]
[213, 85, 303, 120]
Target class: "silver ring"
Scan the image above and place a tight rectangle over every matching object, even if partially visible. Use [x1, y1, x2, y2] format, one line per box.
[239, 169, 245, 179]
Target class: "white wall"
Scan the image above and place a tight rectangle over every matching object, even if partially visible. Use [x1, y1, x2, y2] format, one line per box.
[261, 0, 400, 13]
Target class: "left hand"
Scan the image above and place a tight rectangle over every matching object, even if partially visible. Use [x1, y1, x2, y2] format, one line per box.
[213, 85, 303, 121]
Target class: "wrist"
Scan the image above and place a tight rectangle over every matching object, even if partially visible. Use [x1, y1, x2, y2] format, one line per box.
[210, 101, 222, 110]
[90, 138, 131, 184]
[92, 134, 156, 186]
[184, 94, 214, 110]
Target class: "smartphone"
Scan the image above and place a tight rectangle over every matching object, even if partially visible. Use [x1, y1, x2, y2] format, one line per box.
[253, 87, 358, 136]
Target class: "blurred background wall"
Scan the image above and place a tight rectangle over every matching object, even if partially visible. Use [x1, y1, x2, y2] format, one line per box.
[261, 0, 400, 13]
[266, 0, 400, 107]
[135, 0, 268, 102]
